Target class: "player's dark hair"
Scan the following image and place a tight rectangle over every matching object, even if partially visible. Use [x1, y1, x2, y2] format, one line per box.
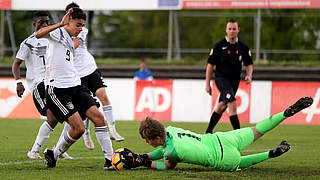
[227, 19, 239, 27]
[65, 2, 80, 11]
[33, 11, 49, 21]
[70, 7, 86, 21]
[139, 117, 166, 140]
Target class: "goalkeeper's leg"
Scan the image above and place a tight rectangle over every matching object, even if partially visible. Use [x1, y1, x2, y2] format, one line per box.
[255, 97, 312, 137]
[239, 140, 290, 169]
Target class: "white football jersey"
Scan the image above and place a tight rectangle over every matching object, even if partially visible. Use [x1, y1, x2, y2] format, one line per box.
[45, 27, 81, 88]
[74, 27, 97, 78]
[16, 33, 47, 93]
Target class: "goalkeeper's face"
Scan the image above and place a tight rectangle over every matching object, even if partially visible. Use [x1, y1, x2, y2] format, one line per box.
[145, 136, 163, 148]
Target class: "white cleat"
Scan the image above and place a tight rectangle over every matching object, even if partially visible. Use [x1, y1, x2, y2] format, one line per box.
[52, 145, 73, 159]
[83, 130, 95, 150]
[109, 126, 124, 142]
[26, 149, 42, 159]
[58, 152, 73, 159]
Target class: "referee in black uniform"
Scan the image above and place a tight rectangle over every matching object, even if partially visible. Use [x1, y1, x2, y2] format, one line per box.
[205, 20, 253, 133]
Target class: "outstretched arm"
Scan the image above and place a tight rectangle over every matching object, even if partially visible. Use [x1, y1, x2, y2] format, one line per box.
[35, 9, 72, 39]
[140, 152, 177, 170]
[123, 148, 177, 170]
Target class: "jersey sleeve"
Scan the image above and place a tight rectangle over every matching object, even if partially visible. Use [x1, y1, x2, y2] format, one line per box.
[16, 41, 29, 61]
[48, 28, 62, 42]
[242, 45, 253, 66]
[207, 43, 220, 65]
[150, 148, 164, 160]
[77, 27, 88, 41]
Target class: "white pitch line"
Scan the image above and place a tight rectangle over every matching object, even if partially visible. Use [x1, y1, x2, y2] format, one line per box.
[0, 156, 103, 166]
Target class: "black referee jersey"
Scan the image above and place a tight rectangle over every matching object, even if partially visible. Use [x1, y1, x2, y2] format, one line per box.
[207, 37, 253, 80]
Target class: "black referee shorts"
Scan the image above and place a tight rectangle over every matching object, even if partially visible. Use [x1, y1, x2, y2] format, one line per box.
[215, 77, 240, 105]
[32, 81, 48, 116]
[80, 69, 107, 96]
[46, 85, 99, 123]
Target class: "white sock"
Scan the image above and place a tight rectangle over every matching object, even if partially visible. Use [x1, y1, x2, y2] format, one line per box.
[31, 121, 53, 153]
[53, 130, 76, 160]
[95, 126, 113, 160]
[102, 105, 115, 126]
[57, 123, 72, 145]
[84, 118, 90, 132]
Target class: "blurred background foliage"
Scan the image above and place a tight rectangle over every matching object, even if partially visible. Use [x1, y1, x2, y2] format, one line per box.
[2, 9, 320, 66]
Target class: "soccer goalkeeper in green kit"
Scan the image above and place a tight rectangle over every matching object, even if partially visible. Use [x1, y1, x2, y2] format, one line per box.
[122, 97, 313, 171]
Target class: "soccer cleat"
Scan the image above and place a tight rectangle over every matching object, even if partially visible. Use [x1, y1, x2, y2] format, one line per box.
[53, 145, 73, 159]
[269, 140, 291, 158]
[43, 148, 57, 168]
[83, 130, 95, 150]
[103, 158, 113, 170]
[109, 126, 125, 142]
[284, 97, 313, 117]
[26, 149, 42, 159]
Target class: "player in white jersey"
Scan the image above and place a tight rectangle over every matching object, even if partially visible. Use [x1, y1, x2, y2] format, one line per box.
[12, 11, 71, 160]
[64, 3, 124, 150]
[35, 8, 114, 169]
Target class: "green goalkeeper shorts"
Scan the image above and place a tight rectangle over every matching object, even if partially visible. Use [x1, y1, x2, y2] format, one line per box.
[214, 127, 255, 171]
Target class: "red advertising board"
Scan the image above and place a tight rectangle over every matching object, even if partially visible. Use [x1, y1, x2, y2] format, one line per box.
[211, 81, 251, 123]
[183, 0, 320, 9]
[134, 80, 173, 121]
[271, 82, 320, 125]
[0, 0, 11, 10]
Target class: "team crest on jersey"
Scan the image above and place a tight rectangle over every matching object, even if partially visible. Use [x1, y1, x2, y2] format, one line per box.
[66, 102, 74, 110]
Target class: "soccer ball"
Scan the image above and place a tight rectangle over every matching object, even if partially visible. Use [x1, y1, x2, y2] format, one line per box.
[111, 148, 126, 170]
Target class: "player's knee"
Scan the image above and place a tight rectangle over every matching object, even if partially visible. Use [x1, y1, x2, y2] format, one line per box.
[71, 122, 85, 136]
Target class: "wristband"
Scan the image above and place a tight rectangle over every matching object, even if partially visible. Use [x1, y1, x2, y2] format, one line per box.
[16, 79, 23, 84]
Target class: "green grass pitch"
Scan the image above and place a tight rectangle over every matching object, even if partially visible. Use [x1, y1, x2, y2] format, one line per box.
[1, 118, 320, 179]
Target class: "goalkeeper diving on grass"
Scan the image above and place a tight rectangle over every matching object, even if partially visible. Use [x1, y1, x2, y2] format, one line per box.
[121, 97, 313, 171]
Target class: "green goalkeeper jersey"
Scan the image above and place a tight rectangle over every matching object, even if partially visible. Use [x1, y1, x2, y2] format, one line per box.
[153, 126, 223, 169]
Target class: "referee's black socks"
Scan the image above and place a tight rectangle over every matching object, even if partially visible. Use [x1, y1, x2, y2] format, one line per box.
[229, 115, 240, 129]
[205, 112, 221, 133]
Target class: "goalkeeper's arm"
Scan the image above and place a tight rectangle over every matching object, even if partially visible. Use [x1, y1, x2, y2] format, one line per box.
[150, 160, 177, 170]
[136, 155, 177, 170]
[139, 152, 177, 170]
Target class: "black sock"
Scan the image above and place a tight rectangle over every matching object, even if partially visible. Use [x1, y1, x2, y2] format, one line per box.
[229, 115, 240, 129]
[205, 112, 221, 133]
